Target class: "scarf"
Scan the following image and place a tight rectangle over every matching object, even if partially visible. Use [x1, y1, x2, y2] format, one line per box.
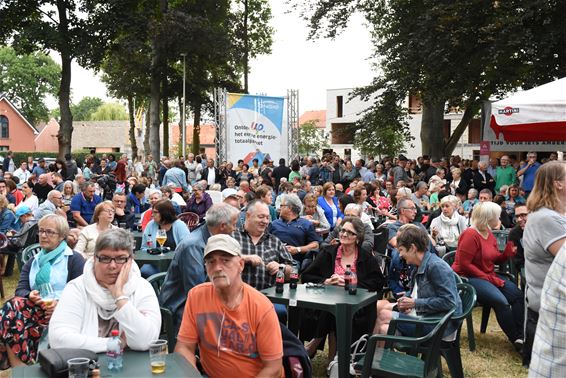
[83, 257, 141, 320]
[34, 241, 68, 289]
[438, 212, 461, 246]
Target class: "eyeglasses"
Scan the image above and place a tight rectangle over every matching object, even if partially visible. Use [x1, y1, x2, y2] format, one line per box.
[403, 207, 417, 212]
[515, 213, 528, 218]
[38, 228, 59, 237]
[103, 209, 115, 214]
[95, 255, 130, 264]
[339, 229, 357, 237]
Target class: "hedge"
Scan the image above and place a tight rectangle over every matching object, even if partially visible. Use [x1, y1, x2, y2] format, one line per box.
[10, 151, 109, 167]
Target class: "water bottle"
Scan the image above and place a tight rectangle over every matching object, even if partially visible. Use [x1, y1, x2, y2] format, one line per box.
[344, 265, 352, 291]
[289, 262, 299, 290]
[275, 264, 285, 293]
[348, 270, 358, 295]
[146, 234, 153, 249]
[106, 329, 123, 372]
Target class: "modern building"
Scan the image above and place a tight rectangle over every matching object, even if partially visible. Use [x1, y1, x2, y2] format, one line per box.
[325, 88, 481, 160]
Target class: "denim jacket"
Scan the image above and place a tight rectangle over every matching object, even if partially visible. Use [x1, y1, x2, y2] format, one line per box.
[411, 251, 463, 336]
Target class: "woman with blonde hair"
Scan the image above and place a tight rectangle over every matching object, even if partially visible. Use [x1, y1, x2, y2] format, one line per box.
[452, 201, 523, 351]
[430, 195, 468, 253]
[75, 201, 118, 258]
[522, 160, 566, 364]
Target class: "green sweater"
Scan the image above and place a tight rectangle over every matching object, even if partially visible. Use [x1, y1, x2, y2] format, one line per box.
[495, 166, 516, 192]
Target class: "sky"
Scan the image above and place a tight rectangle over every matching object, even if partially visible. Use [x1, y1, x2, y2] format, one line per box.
[51, 1, 375, 114]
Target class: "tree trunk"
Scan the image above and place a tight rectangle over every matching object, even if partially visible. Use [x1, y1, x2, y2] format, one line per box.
[149, 37, 161, 163]
[127, 95, 138, 160]
[444, 103, 478, 157]
[420, 98, 446, 160]
[191, 103, 201, 156]
[162, 74, 169, 157]
[56, 1, 73, 160]
[143, 105, 150, 154]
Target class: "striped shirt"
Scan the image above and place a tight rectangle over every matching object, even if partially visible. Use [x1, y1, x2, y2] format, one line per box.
[529, 245, 566, 378]
[232, 228, 293, 291]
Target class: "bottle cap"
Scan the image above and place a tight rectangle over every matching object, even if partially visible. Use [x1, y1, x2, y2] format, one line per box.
[111, 329, 120, 336]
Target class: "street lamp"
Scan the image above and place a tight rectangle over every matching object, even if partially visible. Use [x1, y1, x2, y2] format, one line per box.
[181, 53, 187, 158]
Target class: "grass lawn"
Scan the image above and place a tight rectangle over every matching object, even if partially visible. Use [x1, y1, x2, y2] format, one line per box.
[0, 267, 528, 378]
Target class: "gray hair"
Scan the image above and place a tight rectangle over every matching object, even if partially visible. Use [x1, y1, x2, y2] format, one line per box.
[206, 203, 240, 228]
[95, 228, 133, 255]
[80, 181, 95, 192]
[440, 195, 461, 208]
[416, 181, 428, 190]
[397, 198, 415, 212]
[344, 203, 362, 216]
[468, 188, 478, 198]
[47, 190, 62, 201]
[148, 189, 162, 198]
[281, 193, 303, 215]
[397, 187, 412, 198]
[192, 183, 205, 192]
[38, 214, 69, 238]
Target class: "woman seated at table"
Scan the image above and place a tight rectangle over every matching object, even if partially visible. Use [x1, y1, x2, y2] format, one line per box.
[185, 183, 212, 221]
[140, 200, 191, 277]
[429, 195, 468, 255]
[301, 217, 384, 361]
[301, 193, 330, 230]
[140, 189, 163, 231]
[75, 201, 118, 259]
[0, 214, 85, 369]
[49, 228, 161, 352]
[317, 182, 344, 230]
[452, 201, 524, 351]
[374, 224, 461, 339]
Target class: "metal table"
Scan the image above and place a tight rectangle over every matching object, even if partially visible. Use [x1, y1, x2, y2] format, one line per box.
[12, 351, 201, 377]
[134, 249, 175, 273]
[262, 283, 378, 378]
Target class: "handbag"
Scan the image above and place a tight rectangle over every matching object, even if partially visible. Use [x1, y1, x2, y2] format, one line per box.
[38, 348, 99, 378]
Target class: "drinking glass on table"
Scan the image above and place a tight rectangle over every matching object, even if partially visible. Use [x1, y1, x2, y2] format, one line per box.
[68, 357, 90, 378]
[149, 339, 168, 374]
[156, 229, 167, 255]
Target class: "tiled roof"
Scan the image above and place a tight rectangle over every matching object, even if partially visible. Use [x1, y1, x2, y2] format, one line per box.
[299, 110, 326, 128]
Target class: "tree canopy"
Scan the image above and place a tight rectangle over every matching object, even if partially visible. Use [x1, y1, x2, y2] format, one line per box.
[298, 120, 329, 156]
[294, 0, 566, 159]
[0, 46, 60, 124]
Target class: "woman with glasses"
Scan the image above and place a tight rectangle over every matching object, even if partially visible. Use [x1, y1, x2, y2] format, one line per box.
[301, 217, 384, 362]
[185, 183, 212, 222]
[49, 228, 160, 352]
[76, 201, 118, 259]
[0, 214, 85, 369]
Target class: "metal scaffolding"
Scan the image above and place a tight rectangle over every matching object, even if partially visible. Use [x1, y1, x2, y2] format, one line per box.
[287, 89, 299, 161]
[214, 88, 227, 164]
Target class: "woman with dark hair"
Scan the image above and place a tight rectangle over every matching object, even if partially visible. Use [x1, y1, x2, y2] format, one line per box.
[185, 183, 213, 221]
[317, 182, 344, 230]
[301, 217, 384, 361]
[140, 200, 190, 277]
[236, 164, 253, 185]
[288, 160, 301, 183]
[54, 159, 67, 180]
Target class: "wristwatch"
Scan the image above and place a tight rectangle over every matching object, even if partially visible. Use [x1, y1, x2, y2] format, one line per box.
[297, 247, 301, 253]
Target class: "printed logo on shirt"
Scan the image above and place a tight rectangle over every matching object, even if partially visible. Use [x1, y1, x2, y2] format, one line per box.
[197, 312, 259, 358]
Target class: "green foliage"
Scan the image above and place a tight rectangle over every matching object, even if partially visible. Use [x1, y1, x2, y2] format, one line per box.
[298, 120, 329, 156]
[72, 97, 104, 121]
[89, 102, 128, 121]
[10, 151, 103, 167]
[0, 46, 60, 124]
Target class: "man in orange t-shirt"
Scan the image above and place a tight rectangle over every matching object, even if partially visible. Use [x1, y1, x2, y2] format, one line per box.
[175, 234, 283, 377]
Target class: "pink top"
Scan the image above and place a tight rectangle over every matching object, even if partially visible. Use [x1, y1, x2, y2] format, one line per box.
[334, 245, 358, 276]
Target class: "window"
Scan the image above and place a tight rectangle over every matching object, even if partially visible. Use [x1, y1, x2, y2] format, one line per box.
[331, 123, 355, 144]
[336, 96, 343, 118]
[0, 116, 8, 139]
[0, 146, 9, 152]
[468, 119, 481, 144]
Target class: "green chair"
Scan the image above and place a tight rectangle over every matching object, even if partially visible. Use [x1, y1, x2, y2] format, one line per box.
[354, 309, 455, 378]
[18, 243, 42, 271]
[442, 251, 475, 352]
[146, 272, 176, 351]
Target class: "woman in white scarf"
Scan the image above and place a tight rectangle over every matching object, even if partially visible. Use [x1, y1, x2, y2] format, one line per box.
[430, 195, 468, 253]
[48, 228, 161, 352]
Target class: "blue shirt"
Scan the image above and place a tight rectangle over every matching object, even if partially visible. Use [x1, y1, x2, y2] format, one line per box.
[270, 217, 322, 262]
[520, 162, 541, 192]
[32, 165, 46, 177]
[70, 192, 102, 224]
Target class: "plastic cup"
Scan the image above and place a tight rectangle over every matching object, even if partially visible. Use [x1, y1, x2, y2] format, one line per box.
[68, 357, 90, 378]
[149, 339, 168, 374]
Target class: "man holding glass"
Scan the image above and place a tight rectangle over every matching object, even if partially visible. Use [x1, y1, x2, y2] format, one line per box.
[175, 234, 283, 377]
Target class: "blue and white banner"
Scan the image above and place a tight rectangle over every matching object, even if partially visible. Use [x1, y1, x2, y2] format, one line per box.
[226, 93, 287, 166]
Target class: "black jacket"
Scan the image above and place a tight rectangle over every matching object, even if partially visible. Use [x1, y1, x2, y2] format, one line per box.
[272, 165, 291, 190]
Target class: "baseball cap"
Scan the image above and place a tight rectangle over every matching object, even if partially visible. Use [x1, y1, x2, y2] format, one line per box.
[204, 234, 241, 258]
[398, 154, 408, 161]
[15, 205, 32, 218]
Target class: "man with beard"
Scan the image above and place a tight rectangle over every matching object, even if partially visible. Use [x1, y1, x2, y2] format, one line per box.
[175, 234, 283, 377]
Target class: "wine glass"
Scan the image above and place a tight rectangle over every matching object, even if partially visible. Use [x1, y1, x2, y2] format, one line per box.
[38, 283, 55, 306]
[156, 229, 167, 256]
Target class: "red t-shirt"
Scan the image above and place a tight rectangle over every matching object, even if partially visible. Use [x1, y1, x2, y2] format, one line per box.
[178, 283, 283, 378]
[452, 228, 514, 287]
[114, 161, 127, 183]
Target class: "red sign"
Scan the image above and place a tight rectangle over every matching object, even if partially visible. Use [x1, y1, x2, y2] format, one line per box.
[480, 141, 491, 155]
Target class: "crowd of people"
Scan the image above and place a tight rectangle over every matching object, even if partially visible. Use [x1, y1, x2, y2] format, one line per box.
[0, 148, 563, 376]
